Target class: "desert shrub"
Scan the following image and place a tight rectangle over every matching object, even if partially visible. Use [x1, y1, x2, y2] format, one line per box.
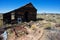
[42, 22, 52, 30]
[7, 29, 13, 34]
[44, 23, 51, 29]
[55, 23, 60, 27]
[37, 18, 44, 21]
[44, 26, 51, 30]
[43, 22, 51, 27]
[46, 19, 56, 23]
[30, 24, 36, 30]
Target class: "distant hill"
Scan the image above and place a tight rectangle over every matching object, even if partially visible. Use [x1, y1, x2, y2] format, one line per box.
[37, 13, 60, 15]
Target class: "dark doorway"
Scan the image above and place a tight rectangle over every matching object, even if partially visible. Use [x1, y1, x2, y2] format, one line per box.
[24, 12, 29, 22]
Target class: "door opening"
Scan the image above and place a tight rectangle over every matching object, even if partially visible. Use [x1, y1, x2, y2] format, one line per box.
[24, 12, 29, 22]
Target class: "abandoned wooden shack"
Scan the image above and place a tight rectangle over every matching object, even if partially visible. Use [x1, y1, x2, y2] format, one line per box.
[3, 3, 37, 24]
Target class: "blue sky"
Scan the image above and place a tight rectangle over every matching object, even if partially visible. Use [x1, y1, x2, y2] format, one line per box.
[0, 0, 60, 13]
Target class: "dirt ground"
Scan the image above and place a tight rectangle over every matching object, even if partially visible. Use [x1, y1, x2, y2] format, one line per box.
[7, 20, 60, 40]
